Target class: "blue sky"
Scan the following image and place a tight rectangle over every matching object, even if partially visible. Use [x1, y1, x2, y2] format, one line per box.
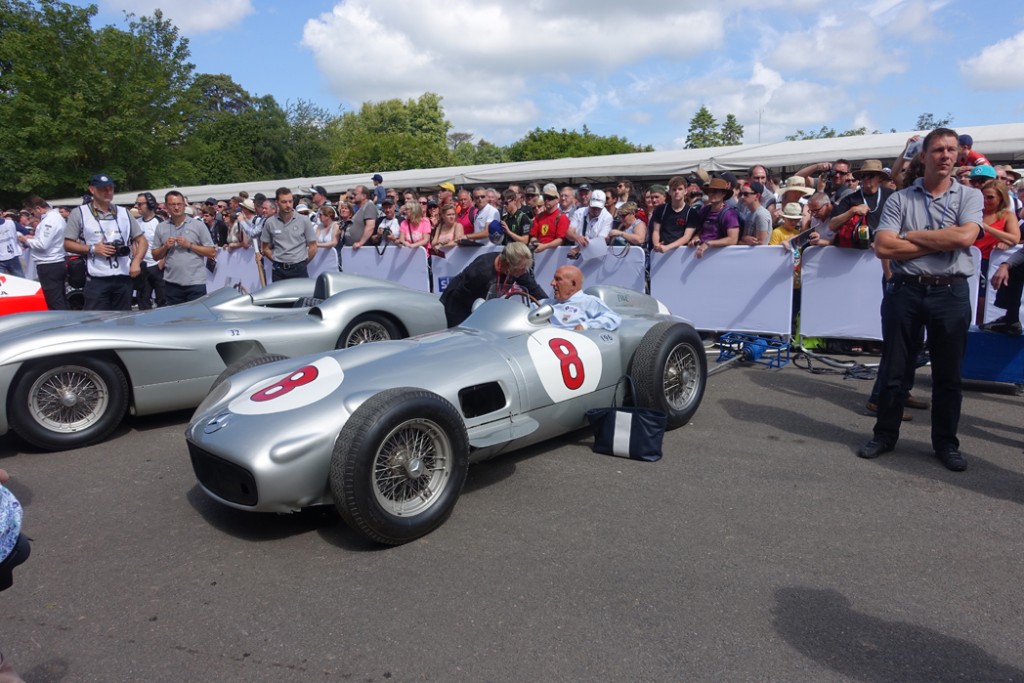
[82, 0, 1024, 150]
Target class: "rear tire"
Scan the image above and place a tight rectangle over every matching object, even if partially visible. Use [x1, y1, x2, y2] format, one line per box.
[629, 322, 706, 429]
[330, 388, 469, 545]
[337, 313, 400, 348]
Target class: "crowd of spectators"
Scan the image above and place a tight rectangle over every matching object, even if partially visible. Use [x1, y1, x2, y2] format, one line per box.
[4, 137, 1023, 319]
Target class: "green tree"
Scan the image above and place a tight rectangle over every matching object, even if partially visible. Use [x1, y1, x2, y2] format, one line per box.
[685, 105, 720, 149]
[719, 114, 744, 146]
[286, 99, 336, 178]
[453, 138, 508, 166]
[326, 93, 453, 173]
[785, 126, 871, 141]
[180, 91, 293, 185]
[506, 125, 652, 162]
[914, 112, 954, 130]
[0, 1, 195, 202]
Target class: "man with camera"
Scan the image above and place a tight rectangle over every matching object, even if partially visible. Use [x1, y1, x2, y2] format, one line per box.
[63, 173, 147, 311]
[152, 190, 216, 305]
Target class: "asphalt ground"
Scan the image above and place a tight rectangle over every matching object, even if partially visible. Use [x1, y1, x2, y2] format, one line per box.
[1, 351, 1023, 683]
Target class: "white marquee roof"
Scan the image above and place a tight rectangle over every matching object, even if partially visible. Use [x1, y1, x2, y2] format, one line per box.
[58, 122, 1024, 206]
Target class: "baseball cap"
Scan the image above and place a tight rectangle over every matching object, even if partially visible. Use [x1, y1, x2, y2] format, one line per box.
[578, 184, 592, 192]
[968, 165, 996, 180]
[88, 173, 115, 189]
[589, 189, 607, 208]
[307, 185, 327, 197]
[542, 183, 559, 199]
[371, 174, 383, 183]
[958, 134, 973, 147]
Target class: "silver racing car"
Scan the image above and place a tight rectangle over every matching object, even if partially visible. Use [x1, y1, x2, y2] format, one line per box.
[186, 287, 707, 545]
[0, 273, 445, 451]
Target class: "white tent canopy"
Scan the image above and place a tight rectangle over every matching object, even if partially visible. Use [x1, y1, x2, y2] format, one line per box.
[61, 122, 1024, 206]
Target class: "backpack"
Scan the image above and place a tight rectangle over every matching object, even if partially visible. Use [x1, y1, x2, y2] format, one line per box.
[699, 204, 742, 239]
[833, 214, 871, 249]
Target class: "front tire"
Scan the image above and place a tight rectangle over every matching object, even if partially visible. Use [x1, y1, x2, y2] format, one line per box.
[630, 322, 707, 429]
[337, 313, 401, 348]
[211, 353, 290, 391]
[330, 388, 469, 545]
[10, 356, 129, 451]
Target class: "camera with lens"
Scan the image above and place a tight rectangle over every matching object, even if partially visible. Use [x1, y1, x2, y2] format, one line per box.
[111, 239, 131, 257]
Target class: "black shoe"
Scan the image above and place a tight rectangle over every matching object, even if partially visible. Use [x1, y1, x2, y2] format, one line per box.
[982, 316, 1023, 335]
[936, 447, 967, 472]
[858, 439, 895, 459]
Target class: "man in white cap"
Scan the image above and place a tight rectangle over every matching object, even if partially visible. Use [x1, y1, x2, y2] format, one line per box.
[564, 189, 612, 250]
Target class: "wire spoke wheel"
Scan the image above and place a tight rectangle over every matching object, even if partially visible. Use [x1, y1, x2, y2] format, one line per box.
[371, 418, 452, 517]
[663, 343, 701, 412]
[338, 314, 400, 349]
[346, 320, 392, 346]
[28, 364, 110, 433]
[631, 322, 707, 429]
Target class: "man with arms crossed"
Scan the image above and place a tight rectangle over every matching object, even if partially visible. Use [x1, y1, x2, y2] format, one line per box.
[857, 129, 983, 472]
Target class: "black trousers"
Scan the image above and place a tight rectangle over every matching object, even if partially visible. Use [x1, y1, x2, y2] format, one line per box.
[271, 261, 308, 282]
[134, 262, 166, 309]
[992, 260, 1024, 323]
[84, 275, 133, 311]
[164, 282, 207, 306]
[873, 278, 970, 452]
[35, 261, 68, 310]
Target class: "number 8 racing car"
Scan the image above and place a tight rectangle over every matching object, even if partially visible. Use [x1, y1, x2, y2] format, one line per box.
[186, 286, 707, 545]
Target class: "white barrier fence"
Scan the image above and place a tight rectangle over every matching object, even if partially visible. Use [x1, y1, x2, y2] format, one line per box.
[21, 242, 1024, 339]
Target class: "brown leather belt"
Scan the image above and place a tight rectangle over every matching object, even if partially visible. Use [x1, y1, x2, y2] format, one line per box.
[893, 274, 968, 286]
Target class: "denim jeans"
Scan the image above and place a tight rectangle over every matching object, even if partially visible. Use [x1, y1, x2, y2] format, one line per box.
[873, 278, 970, 451]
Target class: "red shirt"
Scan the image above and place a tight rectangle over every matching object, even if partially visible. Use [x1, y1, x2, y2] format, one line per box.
[960, 149, 990, 167]
[530, 208, 569, 243]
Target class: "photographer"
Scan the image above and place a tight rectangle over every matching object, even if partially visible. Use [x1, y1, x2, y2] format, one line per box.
[63, 173, 147, 311]
[152, 190, 216, 305]
[793, 158, 857, 203]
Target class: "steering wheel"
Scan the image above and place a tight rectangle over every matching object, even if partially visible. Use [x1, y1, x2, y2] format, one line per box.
[504, 290, 542, 307]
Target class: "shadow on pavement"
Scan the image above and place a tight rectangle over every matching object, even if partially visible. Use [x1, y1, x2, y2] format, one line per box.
[772, 586, 1023, 683]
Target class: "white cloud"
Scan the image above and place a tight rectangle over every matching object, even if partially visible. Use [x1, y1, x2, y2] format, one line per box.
[98, 0, 254, 32]
[960, 31, 1024, 90]
[659, 62, 851, 146]
[770, 13, 906, 82]
[300, 0, 727, 142]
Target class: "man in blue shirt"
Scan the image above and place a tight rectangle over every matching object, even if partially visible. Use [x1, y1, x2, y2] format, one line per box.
[857, 128, 983, 472]
[544, 265, 621, 331]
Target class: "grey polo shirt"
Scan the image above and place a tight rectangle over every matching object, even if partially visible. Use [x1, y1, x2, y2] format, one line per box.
[261, 212, 315, 264]
[344, 201, 379, 246]
[155, 216, 214, 286]
[875, 178, 983, 277]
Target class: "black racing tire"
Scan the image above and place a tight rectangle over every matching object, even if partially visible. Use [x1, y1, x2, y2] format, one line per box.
[629, 321, 707, 429]
[211, 353, 290, 392]
[336, 313, 401, 349]
[10, 355, 129, 451]
[330, 388, 469, 545]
